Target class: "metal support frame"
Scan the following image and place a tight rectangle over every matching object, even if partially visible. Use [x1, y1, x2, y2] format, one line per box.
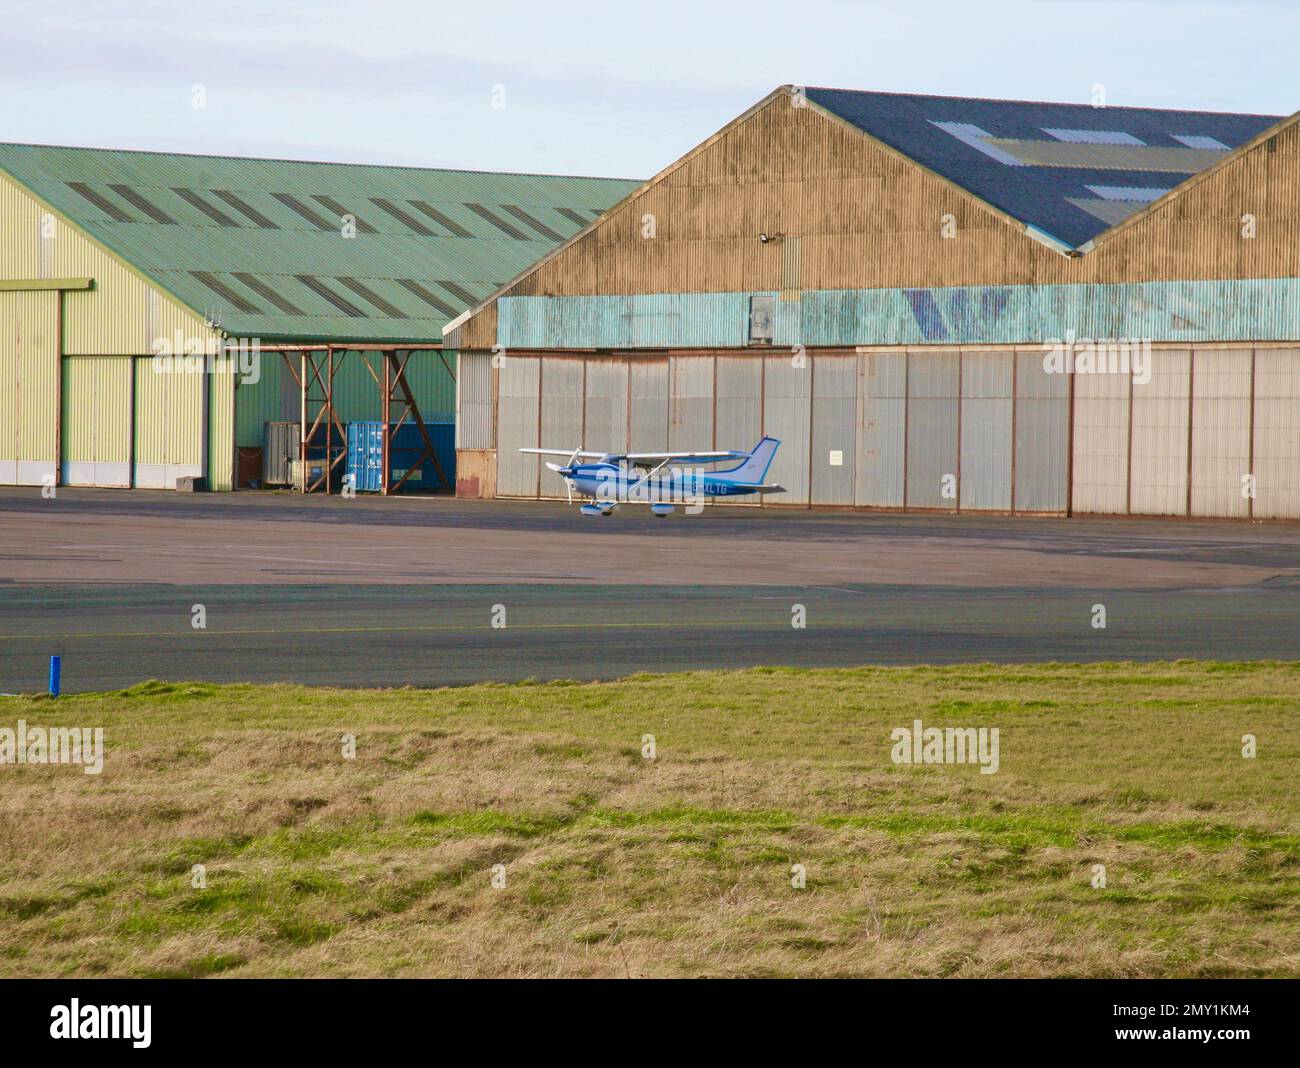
[273, 342, 451, 495]
[280, 346, 347, 493]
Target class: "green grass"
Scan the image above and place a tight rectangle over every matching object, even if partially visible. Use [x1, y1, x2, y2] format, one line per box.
[0, 661, 1296, 977]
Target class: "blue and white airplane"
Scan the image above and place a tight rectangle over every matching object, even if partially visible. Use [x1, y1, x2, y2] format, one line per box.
[520, 437, 784, 516]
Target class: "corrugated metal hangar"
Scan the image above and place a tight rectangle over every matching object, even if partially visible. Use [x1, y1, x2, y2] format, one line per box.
[0, 142, 638, 491]
[447, 87, 1300, 518]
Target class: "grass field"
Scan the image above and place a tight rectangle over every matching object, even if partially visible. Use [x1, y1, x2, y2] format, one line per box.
[1, 662, 1296, 978]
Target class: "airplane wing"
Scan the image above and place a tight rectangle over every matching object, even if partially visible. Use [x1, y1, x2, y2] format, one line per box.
[615, 450, 749, 464]
[518, 447, 609, 459]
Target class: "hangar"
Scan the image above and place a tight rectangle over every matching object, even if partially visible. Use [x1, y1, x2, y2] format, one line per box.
[0, 142, 638, 491]
[447, 87, 1300, 518]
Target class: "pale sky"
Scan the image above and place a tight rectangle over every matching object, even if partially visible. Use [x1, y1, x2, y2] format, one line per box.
[1, 0, 1297, 178]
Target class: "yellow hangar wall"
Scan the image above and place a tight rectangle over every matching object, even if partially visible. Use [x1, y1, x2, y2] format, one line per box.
[0, 170, 233, 490]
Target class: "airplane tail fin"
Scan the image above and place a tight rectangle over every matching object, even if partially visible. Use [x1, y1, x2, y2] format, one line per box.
[720, 436, 780, 483]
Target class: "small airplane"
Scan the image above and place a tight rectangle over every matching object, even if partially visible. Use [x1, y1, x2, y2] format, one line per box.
[519, 437, 785, 516]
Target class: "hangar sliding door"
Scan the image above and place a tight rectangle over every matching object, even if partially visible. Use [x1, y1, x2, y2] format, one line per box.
[1252, 348, 1300, 519]
[628, 358, 669, 454]
[855, 352, 905, 508]
[134, 357, 205, 489]
[1071, 363, 1130, 514]
[960, 351, 1012, 511]
[905, 352, 959, 510]
[1013, 351, 1069, 513]
[1190, 349, 1251, 518]
[496, 357, 539, 498]
[61, 355, 131, 487]
[715, 356, 762, 505]
[669, 356, 713, 454]
[0, 290, 59, 486]
[1130, 349, 1191, 516]
[584, 359, 628, 456]
[763, 355, 811, 505]
[811, 355, 856, 506]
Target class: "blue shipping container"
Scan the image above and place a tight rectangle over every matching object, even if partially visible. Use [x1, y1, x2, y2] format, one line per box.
[346, 422, 455, 493]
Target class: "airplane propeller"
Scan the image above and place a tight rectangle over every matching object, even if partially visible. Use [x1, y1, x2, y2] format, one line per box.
[544, 445, 583, 504]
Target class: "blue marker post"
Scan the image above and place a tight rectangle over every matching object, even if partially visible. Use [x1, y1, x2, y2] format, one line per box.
[48, 655, 61, 698]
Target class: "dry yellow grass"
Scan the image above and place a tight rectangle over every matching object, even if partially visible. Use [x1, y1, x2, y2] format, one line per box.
[0, 662, 1296, 978]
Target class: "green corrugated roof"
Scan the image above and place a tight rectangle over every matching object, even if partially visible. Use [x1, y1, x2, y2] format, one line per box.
[0, 142, 640, 342]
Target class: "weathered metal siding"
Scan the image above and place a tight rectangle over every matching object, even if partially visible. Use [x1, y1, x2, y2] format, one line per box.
[584, 359, 629, 455]
[715, 356, 762, 453]
[1013, 350, 1069, 512]
[454, 94, 1299, 350]
[133, 357, 205, 488]
[457, 351, 494, 450]
[628, 358, 669, 453]
[810, 355, 856, 505]
[0, 289, 58, 484]
[1130, 349, 1191, 515]
[3, 169, 213, 357]
[762, 354, 811, 504]
[61, 355, 132, 485]
[905, 351, 959, 509]
[856, 352, 906, 507]
[495, 356, 539, 497]
[1190, 348, 1251, 517]
[235, 357, 282, 448]
[1071, 366, 1130, 514]
[959, 350, 1012, 511]
[495, 278, 1300, 351]
[669, 356, 713, 453]
[1252, 347, 1300, 518]
[539, 357, 583, 497]
[455, 448, 496, 499]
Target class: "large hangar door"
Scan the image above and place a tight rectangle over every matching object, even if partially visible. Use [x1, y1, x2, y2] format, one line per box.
[960, 351, 1013, 511]
[0, 290, 59, 486]
[763, 355, 811, 505]
[584, 359, 628, 456]
[61, 355, 131, 487]
[669, 356, 713, 454]
[1130, 349, 1191, 516]
[856, 352, 905, 508]
[629, 359, 669, 454]
[1190, 349, 1251, 518]
[1013, 351, 1069, 513]
[134, 358, 204, 489]
[1251, 348, 1300, 519]
[713, 356, 762, 507]
[496, 357, 539, 498]
[906, 351, 959, 510]
[811, 355, 856, 505]
[1071, 361, 1130, 514]
[539, 357, 584, 499]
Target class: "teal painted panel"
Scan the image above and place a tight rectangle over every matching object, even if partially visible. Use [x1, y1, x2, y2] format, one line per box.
[235, 359, 282, 447]
[497, 279, 1300, 349]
